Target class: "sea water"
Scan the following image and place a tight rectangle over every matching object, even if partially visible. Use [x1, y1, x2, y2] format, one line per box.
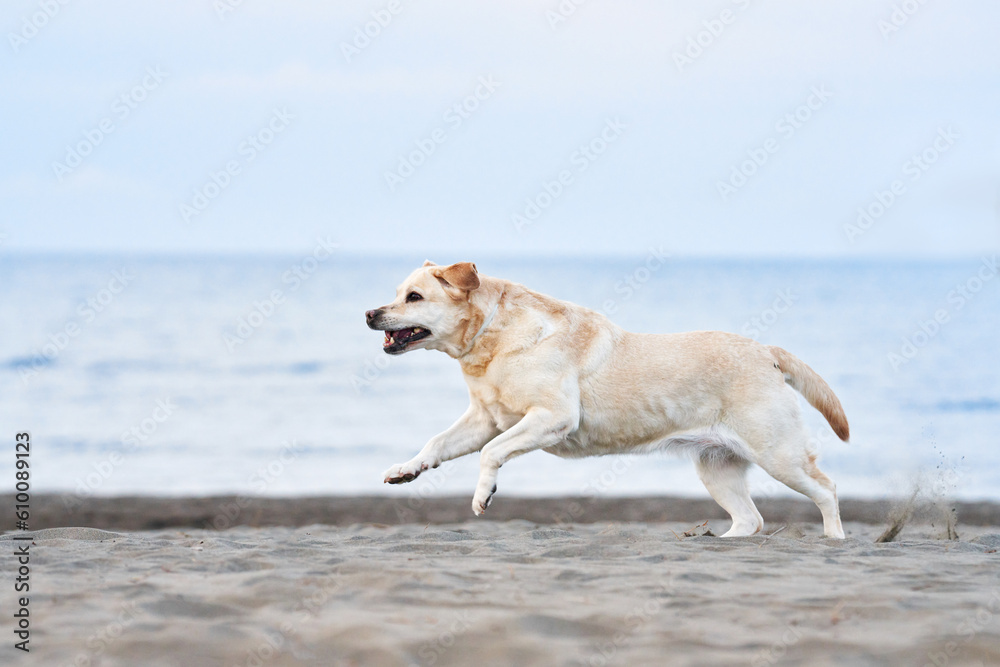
[2, 254, 997, 502]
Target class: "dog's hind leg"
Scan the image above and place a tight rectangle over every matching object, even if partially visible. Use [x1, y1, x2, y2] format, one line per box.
[733, 389, 845, 539]
[758, 444, 844, 539]
[695, 453, 763, 538]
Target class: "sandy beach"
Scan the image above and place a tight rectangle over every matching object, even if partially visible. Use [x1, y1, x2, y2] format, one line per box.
[1, 496, 999, 666]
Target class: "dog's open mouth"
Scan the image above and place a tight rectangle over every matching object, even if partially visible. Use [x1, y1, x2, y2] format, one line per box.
[383, 327, 432, 354]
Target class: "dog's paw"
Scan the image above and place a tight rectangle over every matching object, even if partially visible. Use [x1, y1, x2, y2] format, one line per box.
[471, 484, 498, 516]
[383, 460, 430, 484]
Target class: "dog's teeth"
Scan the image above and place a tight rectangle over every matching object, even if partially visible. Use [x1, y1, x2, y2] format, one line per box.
[413, 327, 422, 333]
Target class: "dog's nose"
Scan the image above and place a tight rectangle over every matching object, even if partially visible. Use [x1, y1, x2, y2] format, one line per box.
[365, 309, 382, 327]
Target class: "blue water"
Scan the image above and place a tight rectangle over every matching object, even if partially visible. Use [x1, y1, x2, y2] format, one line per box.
[2, 254, 998, 502]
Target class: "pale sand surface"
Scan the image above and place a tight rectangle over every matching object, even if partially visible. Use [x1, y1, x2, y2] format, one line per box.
[3, 520, 1000, 667]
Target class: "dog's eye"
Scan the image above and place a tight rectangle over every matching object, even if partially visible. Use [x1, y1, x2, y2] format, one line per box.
[406, 292, 423, 303]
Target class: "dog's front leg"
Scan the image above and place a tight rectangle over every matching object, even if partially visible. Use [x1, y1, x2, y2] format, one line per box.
[383, 403, 499, 484]
[472, 407, 576, 515]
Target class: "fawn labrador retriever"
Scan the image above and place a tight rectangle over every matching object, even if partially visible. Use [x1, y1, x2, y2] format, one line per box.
[365, 261, 850, 538]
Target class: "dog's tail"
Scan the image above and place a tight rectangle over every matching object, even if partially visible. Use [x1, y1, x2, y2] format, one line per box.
[768, 345, 850, 442]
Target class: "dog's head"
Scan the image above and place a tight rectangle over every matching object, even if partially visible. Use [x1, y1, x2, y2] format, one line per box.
[365, 260, 482, 355]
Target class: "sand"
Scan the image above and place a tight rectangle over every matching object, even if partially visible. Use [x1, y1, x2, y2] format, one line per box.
[3, 513, 1000, 666]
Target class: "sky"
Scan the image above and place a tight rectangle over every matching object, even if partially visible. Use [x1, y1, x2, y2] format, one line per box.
[2, 0, 999, 257]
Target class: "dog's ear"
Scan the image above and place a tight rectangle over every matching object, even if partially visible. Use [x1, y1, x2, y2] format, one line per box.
[435, 262, 480, 291]
[422, 259, 437, 267]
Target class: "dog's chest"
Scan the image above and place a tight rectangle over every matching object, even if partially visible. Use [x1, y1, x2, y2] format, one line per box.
[465, 378, 525, 431]
[480, 393, 524, 431]
[487, 403, 525, 431]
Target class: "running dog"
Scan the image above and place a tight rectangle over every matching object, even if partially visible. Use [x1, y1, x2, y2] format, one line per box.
[365, 261, 850, 538]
